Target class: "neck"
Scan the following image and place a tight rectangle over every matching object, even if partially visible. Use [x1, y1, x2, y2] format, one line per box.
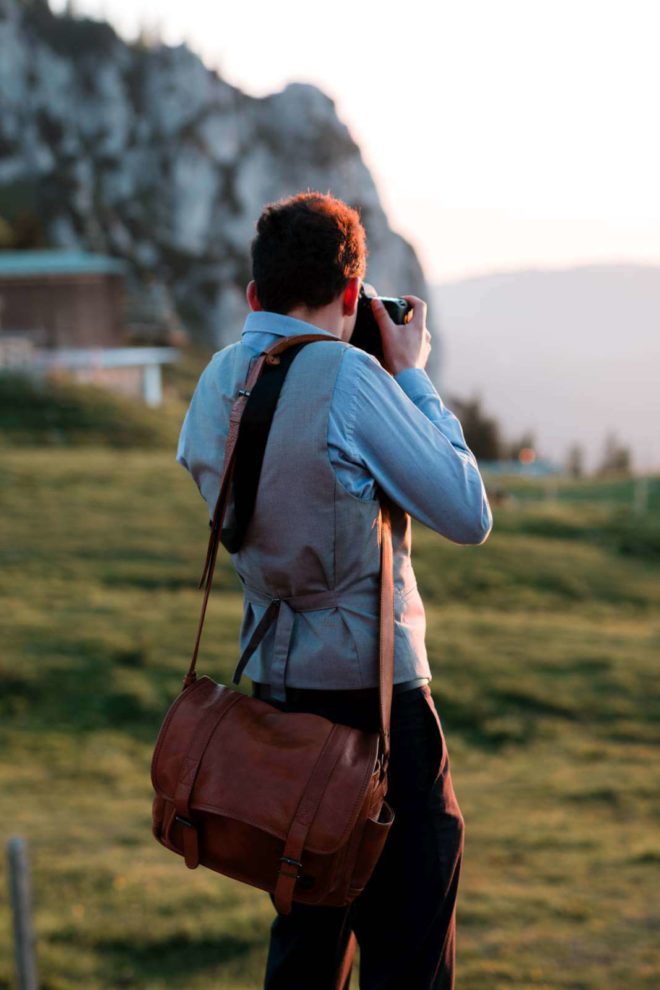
[286, 301, 348, 340]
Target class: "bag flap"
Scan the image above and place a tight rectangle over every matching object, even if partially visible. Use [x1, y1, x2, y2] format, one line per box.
[151, 676, 380, 855]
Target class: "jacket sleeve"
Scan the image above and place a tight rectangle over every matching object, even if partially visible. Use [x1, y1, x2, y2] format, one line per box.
[175, 354, 228, 521]
[342, 349, 493, 545]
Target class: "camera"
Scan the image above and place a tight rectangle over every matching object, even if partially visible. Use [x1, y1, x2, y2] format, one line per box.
[349, 283, 413, 364]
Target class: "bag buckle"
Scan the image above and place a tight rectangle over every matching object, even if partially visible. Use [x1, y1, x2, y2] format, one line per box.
[278, 855, 303, 879]
[175, 814, 194, 828]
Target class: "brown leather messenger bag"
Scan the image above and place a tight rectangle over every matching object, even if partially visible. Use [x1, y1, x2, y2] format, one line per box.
[150, 333, 396, 915]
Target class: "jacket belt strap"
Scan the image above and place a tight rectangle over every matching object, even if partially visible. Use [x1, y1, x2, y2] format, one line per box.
[233, 587, 339, 700]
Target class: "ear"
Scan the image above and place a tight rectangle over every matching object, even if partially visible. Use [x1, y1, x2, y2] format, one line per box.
[246, 280, 263, 312]
[341, 276, 360, 316]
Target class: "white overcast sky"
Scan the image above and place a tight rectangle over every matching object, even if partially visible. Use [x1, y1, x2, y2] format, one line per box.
[53, 0, 660, 283]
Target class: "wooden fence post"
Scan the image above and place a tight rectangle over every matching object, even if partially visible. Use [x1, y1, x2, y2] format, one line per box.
[6, 836, 39, 990]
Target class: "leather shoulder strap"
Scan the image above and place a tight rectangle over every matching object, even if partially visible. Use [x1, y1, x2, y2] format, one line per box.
[181, 333, 395, 763]
[220, 340, 311, 553]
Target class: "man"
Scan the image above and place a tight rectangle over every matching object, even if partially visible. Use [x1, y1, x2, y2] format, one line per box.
[176, 191, 493, 989]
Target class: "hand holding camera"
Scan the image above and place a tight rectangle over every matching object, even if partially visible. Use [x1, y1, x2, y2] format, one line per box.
[350, 283, 432, 377]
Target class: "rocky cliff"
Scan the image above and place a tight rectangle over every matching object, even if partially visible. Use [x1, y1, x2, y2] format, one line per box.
[0, 0, 438, 371]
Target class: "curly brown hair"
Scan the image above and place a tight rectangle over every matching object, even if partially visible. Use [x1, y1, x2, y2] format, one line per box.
[250, 191, 368, 314]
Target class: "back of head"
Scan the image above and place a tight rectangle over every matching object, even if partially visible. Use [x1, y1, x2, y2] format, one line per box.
[251, 191, 368, 315]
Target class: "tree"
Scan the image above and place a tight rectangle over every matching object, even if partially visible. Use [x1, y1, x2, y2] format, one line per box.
[446, 393, 503, 460]
[597, 432, 632, 477]
[566, 443, 585, 479]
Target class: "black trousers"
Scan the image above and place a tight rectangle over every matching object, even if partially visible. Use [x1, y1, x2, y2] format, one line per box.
[251, 682, 465, 990]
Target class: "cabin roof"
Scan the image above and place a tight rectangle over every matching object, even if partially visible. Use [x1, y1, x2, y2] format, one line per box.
[0, 250, 128, 278]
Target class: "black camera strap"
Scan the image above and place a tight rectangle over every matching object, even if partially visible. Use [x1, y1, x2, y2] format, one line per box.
[219, 340, 312, 553]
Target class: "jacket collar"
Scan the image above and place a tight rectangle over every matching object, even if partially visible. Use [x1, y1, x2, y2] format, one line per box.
[241, 310, 341, 340]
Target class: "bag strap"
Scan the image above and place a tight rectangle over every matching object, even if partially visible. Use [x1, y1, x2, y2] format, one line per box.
[182, 332, 395, 769]
[220, 340, 312, 553]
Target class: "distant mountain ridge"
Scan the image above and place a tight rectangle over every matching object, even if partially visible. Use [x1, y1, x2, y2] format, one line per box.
[433, 263, 660, 473]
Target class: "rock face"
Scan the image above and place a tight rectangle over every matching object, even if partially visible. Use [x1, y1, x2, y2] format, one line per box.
[0, 0, 438, 374]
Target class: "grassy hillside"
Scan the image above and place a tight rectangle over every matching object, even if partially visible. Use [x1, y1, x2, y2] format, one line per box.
[0, 448, 658, 989]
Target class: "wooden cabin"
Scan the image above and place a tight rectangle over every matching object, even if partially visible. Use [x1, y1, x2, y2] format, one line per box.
[0, 250, 179, 406]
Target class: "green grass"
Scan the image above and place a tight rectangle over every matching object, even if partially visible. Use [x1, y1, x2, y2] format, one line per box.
[0, 448, 659, 989]
[0, 343, 215, 449]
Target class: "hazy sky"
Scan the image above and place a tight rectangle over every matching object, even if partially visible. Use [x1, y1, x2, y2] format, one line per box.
[53, 0, 660, 283]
